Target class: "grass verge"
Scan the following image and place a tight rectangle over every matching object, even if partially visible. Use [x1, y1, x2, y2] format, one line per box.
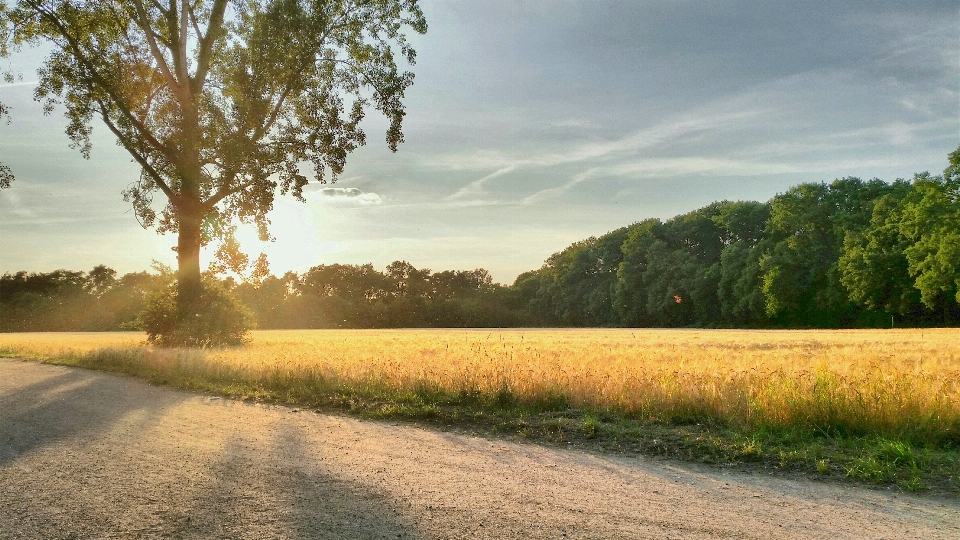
[2, 343, 957, 496]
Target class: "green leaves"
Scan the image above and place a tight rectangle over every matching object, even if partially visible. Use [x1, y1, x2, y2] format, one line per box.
[1, 0, 426, 258]
[0, 161, 11, 189]
[840, 156, 960, 314]
[515, 146, 960, 328]
[898, 171, 960, 307]
[759, 178, 898, 326]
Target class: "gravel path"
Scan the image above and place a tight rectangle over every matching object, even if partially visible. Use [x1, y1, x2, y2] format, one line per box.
[1, 358, 957, 539]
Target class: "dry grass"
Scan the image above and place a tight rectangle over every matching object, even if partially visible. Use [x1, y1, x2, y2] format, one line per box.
[2, 328, 958, 442]
[5, 328, 960, 491]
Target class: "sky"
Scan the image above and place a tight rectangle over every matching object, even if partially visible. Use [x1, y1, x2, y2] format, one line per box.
[1, 1, 958, 284]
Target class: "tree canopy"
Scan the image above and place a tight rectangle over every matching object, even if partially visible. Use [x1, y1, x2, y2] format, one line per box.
[511, 146, 960, 329]
[1, 0, 427, 338]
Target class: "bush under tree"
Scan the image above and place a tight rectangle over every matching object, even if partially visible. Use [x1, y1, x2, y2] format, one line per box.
[142, 280, 252, 347]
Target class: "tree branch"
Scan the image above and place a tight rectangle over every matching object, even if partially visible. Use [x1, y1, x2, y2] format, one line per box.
[147, 0, 170, 16]
[192, 0, 228, 93]
[202, 175, 258, 211]
[96, 99, 176, 202]
[128, 0, 181, 96]
[250, 5, 363, 142]
[253, 79, 300, 142]
[187, 2, 202, 40]
[28, 2, 182, 168]
[323, 57, 391, 103]
[180, 0, 190, 80]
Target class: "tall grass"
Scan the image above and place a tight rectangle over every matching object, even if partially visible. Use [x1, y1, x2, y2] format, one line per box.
[3, 328, 958, 448]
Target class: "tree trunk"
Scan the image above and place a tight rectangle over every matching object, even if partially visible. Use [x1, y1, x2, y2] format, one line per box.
[176, 209, 203, 315]
[176, 93, 204, 318]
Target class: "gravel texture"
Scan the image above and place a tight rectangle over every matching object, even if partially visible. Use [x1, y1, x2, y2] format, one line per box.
[1, 358, 957, 539]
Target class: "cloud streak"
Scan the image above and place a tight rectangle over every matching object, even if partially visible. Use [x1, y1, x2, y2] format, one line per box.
[433, 100, 796, 205]
[314, 187, 383, 205]
[519, 157, 802, 205]
[434, 105, 781, 206]
[447, 165, 517, 200]
[0, 81, 39, 91]
[427, 106, 774, 175]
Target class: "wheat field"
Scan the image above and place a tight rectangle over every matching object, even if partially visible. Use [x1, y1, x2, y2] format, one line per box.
[2, 328, 958, 443]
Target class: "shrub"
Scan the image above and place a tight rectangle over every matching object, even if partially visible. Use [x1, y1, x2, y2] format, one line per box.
[142, 280, 253, 347]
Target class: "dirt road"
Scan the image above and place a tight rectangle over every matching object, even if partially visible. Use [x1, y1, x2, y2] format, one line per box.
[1, 358, 957, 539]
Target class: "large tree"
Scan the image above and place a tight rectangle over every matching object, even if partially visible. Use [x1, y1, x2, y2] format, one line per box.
[838, 181, 919, 318]
[898, 148, 960, 311]
[1, 0, 426, 319]
[759, 178, 893, 326]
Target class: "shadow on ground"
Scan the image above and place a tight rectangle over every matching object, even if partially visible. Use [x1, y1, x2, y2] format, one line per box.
[0, 362, 183, 467]
[0, 359, 423, 539]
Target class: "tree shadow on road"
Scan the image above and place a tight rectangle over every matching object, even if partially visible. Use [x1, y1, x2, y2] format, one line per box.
[153, 421, 425, 539]
[1, 361, 422, 539]
[0, 360, 185, 467]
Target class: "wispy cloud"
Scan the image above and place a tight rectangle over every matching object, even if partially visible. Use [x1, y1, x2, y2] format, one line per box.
[521, 168, 602, 206]
[867, 14, 959, 73]
[427, 107, 774, 175]
[519, 157, 802, 205]
[312, 187, 383, 205]
[0, 189, 37, 219]
[447, 165, 517, 200]
[433, 105, 780, 206]
[433, 55, 958, 209]
[0, 80, 39, 91]
[550, 118, 602, 129]
[736, 117, 958, 160]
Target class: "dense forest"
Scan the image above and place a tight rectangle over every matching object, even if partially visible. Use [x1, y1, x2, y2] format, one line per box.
[3, 148, 959, 331]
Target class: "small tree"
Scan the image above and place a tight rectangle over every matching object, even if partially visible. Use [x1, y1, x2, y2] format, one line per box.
[1, 0, 426, 342]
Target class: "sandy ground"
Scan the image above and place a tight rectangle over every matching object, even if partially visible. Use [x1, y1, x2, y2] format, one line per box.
[0, 358, 957, 539]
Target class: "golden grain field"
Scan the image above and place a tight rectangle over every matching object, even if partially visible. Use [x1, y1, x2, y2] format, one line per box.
[2, 328, 959, 439]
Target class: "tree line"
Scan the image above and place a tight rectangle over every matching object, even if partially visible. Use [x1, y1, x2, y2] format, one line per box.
[514, 148, 960, 328]
[0, 261, 522, 332]
[3, 149, 959, 331]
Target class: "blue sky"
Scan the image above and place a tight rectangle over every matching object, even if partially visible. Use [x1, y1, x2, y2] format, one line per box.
[1, 1, 958, 284]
